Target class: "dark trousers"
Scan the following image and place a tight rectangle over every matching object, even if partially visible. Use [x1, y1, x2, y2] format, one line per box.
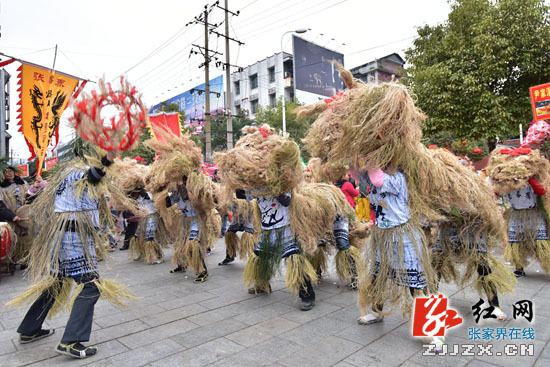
[123, 221, 139, 248]
[298, 277, 315, 301]
[17, 274, 100, 344]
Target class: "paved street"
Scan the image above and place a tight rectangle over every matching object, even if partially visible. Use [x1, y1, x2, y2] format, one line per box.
[1, 238, 549, 367]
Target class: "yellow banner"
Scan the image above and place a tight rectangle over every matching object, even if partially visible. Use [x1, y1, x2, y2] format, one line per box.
[17, 63, 79, 173]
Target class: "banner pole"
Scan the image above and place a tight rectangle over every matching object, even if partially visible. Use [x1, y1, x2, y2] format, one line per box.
[52, 44, 58, 72]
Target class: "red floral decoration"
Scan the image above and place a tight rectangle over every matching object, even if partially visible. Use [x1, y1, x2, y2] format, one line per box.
[72, 77, 147, 151]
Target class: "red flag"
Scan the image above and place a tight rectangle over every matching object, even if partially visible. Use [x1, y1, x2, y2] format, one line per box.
[149, 112, 181, 144]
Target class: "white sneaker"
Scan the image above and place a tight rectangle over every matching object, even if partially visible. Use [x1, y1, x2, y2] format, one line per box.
[357, 311, 384, 325]
[493, 306, 507, 321]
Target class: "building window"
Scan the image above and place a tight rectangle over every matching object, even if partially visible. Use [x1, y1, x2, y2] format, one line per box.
[269, 93, 276, 107]
[249, 74, 258, 90]
[235, 104, 242, 115]
[268, 67, 275, 83]
[251, 100, 258, 114]
[234, 81, 240, 95]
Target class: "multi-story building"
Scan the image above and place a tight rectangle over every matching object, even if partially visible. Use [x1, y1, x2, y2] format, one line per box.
[230, 52, 405, 119]
[350, 53, 405, 84]
[230, 52, 294, 118]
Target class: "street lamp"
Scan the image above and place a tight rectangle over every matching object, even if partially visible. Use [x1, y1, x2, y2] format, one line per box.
[280, 28, 308, 136]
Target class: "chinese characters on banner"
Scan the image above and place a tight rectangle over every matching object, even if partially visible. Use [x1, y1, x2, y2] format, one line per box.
[529, 82, 550, 121]
[17, 62, 80, 174]
[16, 164, 29, 178]
[148, 112, 181, 144]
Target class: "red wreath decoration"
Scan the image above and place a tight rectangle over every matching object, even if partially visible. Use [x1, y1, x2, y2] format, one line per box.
[72, 77, 147, 151]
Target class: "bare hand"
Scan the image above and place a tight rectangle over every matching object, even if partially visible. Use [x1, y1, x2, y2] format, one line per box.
[106, 151, 117, 162]
[13, 216, 21, 222]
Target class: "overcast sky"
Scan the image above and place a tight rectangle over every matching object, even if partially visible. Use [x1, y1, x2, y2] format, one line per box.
[0, 0, 451, 159]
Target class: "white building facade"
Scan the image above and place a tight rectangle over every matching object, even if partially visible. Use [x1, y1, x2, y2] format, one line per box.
[230, 52, 294, 118]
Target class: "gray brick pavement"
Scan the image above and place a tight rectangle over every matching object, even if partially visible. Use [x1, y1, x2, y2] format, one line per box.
[0, 238, 548, 366]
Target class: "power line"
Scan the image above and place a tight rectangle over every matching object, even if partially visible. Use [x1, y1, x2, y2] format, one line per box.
[348, 35, 417, 55]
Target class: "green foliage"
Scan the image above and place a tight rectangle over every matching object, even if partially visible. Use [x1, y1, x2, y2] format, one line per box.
[405, 0, 550, 143]
[253, 98, 318, 159]
[422, 131, 488, 161]
[210, 112, 253, 152]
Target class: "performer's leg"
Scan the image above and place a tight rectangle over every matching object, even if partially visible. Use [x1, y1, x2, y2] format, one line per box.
[60, 274, 100, 344]
[17, 280, 61, 341]
[120, 221, 138, 251]
[358, 274, 384, 325]
[194, 253, 208, 283]
[298, 276, 315, 311]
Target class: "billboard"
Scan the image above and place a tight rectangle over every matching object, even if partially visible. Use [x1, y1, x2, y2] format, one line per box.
[292, 36, 344, 102]
[150, 75, 224, 133]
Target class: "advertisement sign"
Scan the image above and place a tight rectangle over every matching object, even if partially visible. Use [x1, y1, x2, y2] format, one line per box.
[529, 82, 550, 121]
[150, 75, 224, 133]
[292, 36, 344, 101]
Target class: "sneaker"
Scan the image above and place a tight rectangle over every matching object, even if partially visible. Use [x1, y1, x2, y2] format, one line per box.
[152, 258, 164, 265]
[19, 329, 55, 344]
[218, 257, 235, 266]
[194, 272, 208, 283]
[119, 245, 129, 251]
[348, 278, 358, 291]
[56, 342, 98, 359]
[493, 306, 507, 321]
[170, 265, 186, 273]
[357, 311, 384, 325]
[300, 299, 315, 311]
[514, 269, 525, 278]
[248, 284, 272, 294]
[316, 267, 322, 280]
[206, 248, 212, 256]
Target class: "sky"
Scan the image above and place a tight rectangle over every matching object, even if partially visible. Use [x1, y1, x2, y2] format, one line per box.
[0, 0, 451, 161]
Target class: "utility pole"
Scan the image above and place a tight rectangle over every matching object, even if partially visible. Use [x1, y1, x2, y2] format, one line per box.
[203, 8, 212, 162]
[224, 0, 233, 150]
[214, 1, 243, 151]
[192, 1, 243, 157]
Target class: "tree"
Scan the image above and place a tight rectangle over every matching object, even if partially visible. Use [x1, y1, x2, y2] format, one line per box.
[253, 98, 318, 159]
[405, 0, 550, 146]
[210, 111, 253, 152]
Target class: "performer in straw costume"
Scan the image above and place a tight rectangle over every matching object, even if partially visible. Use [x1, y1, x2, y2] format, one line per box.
[7, 77, 145, 359]
[487, 147, 550, 278]
[296, 63, 506, 350]
[145, 133, 220, 282]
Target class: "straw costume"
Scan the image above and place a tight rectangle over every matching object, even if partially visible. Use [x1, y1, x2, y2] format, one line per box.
[427, 151, 515, 320]
[1, 166, 31, 266]
[303, 158, 369, 290]
[296, 64, 506, 348]
[487, 147, 550, 277]
[145, 133, 220, 282]
[218, 187, 261, 265]
[6, 153, 138, 357]
[111, 158, 168, 264]
[6, 77, 145, 359]
[215, 125, 321, 310]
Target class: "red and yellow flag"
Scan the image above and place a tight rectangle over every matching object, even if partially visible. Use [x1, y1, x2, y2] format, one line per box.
[17, 62, 80, 174]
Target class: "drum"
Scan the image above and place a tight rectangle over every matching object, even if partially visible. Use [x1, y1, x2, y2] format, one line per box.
[15, 204, 33, 230]
[0, 222, 15, 260]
